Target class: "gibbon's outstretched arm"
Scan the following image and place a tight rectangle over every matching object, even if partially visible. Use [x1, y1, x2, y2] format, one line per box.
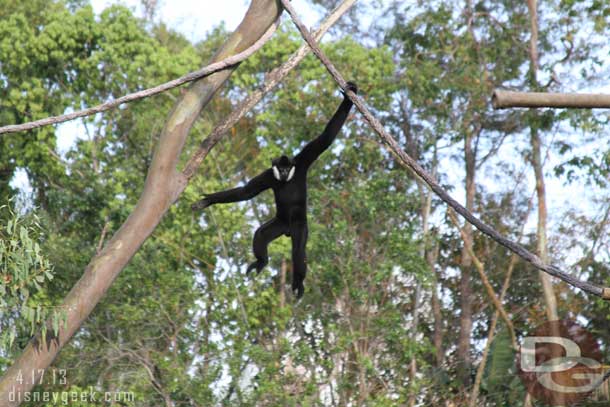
[295, 82, 357, 169]
[192, 169, 274, 211]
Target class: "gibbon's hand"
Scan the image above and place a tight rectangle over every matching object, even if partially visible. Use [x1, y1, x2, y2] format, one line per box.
[191, 197, 211, 211]
[341, 81, 358, 97]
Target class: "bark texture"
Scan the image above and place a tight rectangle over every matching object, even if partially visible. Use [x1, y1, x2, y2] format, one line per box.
[457, 130, 475, 387]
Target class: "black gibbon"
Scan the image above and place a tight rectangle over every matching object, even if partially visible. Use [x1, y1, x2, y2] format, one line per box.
[193, 82, 357, 297]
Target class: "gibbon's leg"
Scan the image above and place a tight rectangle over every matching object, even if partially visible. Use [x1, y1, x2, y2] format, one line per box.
[289, 209, 309, 298]
[246, 217, 287, 275]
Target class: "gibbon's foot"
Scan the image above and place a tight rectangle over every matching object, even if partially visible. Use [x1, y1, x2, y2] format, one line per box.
[246, 260, 265, 276]
[292, 282, 304, 299]
[191, 198, 211, 211]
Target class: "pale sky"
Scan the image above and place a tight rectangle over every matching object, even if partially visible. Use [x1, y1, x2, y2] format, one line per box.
[90, 0, 323, 42]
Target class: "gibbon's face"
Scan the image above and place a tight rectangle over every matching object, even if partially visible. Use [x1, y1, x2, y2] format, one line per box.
[271, 155, 296, 182]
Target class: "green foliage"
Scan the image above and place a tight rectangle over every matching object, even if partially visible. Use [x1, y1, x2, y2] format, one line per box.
[0, 202, 59, 352]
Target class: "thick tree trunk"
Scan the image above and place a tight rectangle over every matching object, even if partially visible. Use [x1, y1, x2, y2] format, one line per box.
[0, 2, 282, 405]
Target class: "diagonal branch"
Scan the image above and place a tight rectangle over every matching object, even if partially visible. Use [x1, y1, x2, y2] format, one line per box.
[0, 21, 280, 136]
[0, 1, 358, 405]
[469, 251, 518, 407]
[279, 0, 610, 300]
[468, 191, 535, 406]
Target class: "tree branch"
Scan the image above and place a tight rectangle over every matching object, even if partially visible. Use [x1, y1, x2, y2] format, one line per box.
[492, 89, 610, 109]
[0, 1, 358, 403]
[0, 20, 280, 136]
[280, 0, 610, 300]
[469, 190, 535, 406]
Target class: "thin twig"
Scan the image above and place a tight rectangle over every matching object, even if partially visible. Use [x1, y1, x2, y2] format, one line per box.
[96, 218, 110, 254]
[468, 253, 518, 407]
[0, 20, 280, 136]
[280, 0, 610, 300]
[470, 129, 554, 406]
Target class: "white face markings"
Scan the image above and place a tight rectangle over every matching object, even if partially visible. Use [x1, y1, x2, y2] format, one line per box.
[286, 166, 296, 181]
[273, 166, 281, 181]
[272, 165, 296, 181]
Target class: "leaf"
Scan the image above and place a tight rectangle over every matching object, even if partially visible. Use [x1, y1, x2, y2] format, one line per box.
[52, 312, 60, 335]
[8, 327, 16, 348]
[483, 327, 519, 405]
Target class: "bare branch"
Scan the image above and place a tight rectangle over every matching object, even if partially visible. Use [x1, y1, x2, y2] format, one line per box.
[469, 189, 535, 406]
[492, 89, 610, 109]
[0, 20, 280, 136]
[280, 0, 610, 300]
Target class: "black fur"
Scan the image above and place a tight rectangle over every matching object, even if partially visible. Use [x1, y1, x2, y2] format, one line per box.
[193, 82, 357, 298]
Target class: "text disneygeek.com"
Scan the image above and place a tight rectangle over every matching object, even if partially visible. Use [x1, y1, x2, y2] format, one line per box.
[8, 387, 135, 404]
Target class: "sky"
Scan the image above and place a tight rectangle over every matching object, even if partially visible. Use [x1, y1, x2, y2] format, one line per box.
[91, 0, 323, 43]
[92, 0, 250, 39]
